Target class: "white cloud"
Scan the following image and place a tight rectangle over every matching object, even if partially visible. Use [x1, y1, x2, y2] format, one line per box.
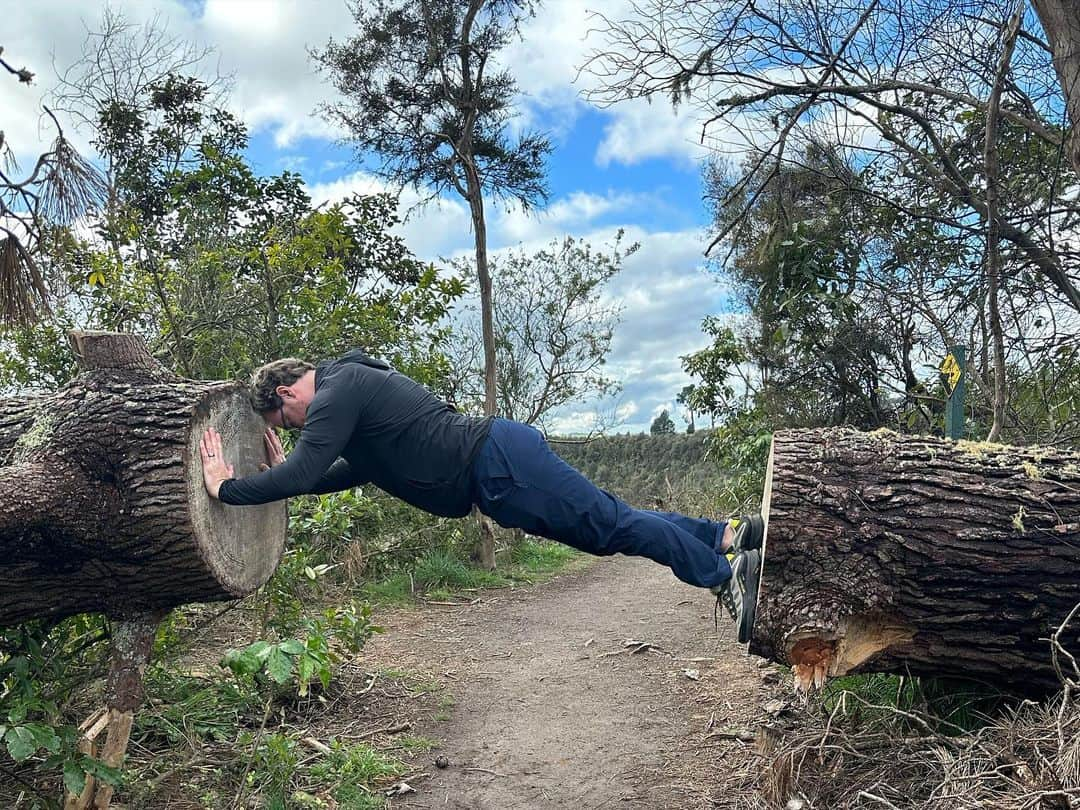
[594, 97, 712, 168]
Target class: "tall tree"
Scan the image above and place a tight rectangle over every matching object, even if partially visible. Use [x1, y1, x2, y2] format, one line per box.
[1032, 0, 1080, 175]
[676, 384, 696, 433]
[650, 409, 676, 435]
[314, 0, 551, 416]
[49, 6, 230, 247]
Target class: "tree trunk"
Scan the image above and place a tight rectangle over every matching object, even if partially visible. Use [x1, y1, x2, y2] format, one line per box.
[0, 330, 288, 626]
[464, 161, 497, 571]
[1033, 0, 1080, 176]
[751, 428, 1080, 692]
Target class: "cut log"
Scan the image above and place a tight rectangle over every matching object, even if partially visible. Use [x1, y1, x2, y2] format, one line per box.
[751, 427, 1080, 692]
[0, 331, 287, 626]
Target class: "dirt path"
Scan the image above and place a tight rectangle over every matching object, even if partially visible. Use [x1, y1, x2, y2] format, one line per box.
[361, 555, 775, 809]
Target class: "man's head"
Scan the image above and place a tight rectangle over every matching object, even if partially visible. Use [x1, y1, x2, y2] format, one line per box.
[251, 358, 316, 430]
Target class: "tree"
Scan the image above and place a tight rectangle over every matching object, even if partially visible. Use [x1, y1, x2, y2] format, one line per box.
[1032, 1, 1080, 175]
[586, 0, 1080, 447]
[590, 2, 1080, 445]
[314, 0, 551, 568]
[0, 48, 105, 325]
[586, 1, 1080, 313]
[6, 65, 466, 390]
[757, 427, 1080, 693]
[314, 0, 551, 416]
[454, 233, 635, 428]
[49, 7, 230, 245]
[676, 384, 696, 433]
[650, 409, 676, 435]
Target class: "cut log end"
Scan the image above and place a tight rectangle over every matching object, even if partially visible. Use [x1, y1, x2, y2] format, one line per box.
[185, 386, 287, 597]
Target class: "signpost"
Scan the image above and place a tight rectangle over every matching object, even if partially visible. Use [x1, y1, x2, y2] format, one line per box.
[940, 345, 966, 439]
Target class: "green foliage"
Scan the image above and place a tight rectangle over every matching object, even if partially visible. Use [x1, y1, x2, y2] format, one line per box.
[649, 409, 676, 435]
[551, 431, 725, 512]
[702, 408, 773, 514]
[819, 673, 1005, 736]
[314, 0, 549, 207]
[221, 601, 378, 700]
[680, 318, 746, 419]
[5, 70, 466, 388]
[0, 616, 123, 800]
[452, 233, 636, 423]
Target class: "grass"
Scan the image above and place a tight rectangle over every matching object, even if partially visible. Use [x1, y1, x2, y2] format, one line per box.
[394, 734, 440, 752]
[820, 672, 1005, 734]
[507, 537, 584, 578]
[306, 741, 406, 807]
[359, 538, 588, 607]
[434, 694, 455, 722]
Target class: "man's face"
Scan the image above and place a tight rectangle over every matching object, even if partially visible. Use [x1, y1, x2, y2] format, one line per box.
[266, 384, 309, 430]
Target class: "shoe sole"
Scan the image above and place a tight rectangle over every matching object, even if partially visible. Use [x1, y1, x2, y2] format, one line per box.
[737, 548, 761, 644]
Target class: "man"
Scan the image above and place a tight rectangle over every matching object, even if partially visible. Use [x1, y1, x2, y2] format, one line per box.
[200, 349, 763, 641]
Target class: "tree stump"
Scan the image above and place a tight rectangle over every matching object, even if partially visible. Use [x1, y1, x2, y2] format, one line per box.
[751, 427, 1080, 692]
[0, 330, 288, 625]
[0, 331, 287, 808]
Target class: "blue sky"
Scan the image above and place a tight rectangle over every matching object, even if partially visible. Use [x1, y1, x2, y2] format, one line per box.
[7, 0, 735, 434]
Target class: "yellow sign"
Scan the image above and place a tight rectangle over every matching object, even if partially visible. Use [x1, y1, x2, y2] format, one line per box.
[940, 353, 962, 392]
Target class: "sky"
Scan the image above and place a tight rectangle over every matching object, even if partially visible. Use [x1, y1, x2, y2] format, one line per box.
[5, 0, 736, 434]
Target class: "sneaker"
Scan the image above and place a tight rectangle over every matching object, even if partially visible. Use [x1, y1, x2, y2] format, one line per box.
[732, 548, 761, 644]
[729, 514, 764, 553]
[711, 547, 762, 644]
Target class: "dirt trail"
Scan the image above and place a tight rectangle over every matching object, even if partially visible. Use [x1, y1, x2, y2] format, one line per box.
[362, 555, 774, 809]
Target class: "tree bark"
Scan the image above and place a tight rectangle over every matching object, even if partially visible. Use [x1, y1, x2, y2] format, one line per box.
[0, 330, 288, 626]
[751, 427, 1080, 692]
[1033, 0, 1080, 176]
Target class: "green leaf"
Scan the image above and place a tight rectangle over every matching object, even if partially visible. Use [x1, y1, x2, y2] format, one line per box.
[30, 724, 61, 754]
[5, 726, 39, 761]
[222, 648, 262, 677]
[64, 760, 87, 796]
[279, 639, 305, 656]
[84, 757, 125, 787]
[265, 647, 293, 685]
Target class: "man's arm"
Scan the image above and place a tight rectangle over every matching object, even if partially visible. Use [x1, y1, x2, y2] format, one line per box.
[310, 458, 368, 494]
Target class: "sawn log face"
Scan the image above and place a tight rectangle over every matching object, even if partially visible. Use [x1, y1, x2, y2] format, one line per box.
[751, 427, 1080, 691]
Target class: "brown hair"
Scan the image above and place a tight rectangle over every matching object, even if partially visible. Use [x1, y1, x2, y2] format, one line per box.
[250, 358, 315, 413]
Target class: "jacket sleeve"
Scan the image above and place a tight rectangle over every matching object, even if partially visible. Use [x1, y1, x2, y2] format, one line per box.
[309, 458, 368, 494]
[218, 367, 362, 505]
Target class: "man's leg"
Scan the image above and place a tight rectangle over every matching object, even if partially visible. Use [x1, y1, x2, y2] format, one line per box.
[644, 510, 728, 552]
[470, 419, 732, 589]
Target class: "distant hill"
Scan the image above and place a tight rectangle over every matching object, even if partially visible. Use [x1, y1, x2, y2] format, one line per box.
[548, 431, 725, 511]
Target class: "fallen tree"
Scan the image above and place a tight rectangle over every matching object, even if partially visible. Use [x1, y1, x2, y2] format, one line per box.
[0, 330, 287, 809]
[751, 427, 1080, 692]
[0, 331, 287, 625]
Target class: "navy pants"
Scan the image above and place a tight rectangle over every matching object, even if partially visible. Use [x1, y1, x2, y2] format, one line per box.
[470, 418, 732, 589]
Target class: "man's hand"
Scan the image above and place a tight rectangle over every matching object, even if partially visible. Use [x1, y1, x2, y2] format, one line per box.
[260, 428, 286, 471]
[200, 428, 235, 500]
